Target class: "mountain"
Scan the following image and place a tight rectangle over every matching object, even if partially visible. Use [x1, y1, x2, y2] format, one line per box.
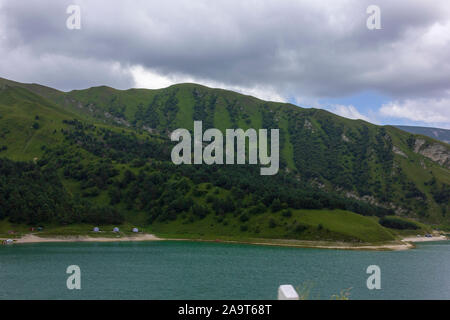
[395, 125, 450, 144]
[0, 77, 449, 242]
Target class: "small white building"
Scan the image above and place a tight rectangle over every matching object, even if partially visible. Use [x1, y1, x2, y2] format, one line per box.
[113, 227, 120, 233]
[132, 228, 139, 233]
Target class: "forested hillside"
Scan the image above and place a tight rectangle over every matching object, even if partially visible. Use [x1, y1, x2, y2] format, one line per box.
[0, 77, 449, 241]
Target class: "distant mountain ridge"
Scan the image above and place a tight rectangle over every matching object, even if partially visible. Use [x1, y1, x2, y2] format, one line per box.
[395, 125, 450, 144]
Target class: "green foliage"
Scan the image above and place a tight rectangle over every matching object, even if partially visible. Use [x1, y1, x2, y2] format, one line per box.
[406, 135, 415, 149]
[192, 203, 209, 219]
[379, 216, 419, 230]
[281, 209, 292, 217]
[268, 218, 277, 228]
[0, 158, 124, 225]
[271, 198, 282, 212]
[430, 181, 450, 205]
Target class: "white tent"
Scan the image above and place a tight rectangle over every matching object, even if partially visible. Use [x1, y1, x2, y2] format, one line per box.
[113, 227, 120, 232]
[132, 228, 139, 233]
[93, 227, 100, 232]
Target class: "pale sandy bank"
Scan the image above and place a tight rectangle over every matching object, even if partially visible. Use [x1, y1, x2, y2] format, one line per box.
[181, 235, 448, 250]
[161, 238, 416, 251]
[401, 235, 448, 242]
[253, 241, 415, 251]
[8, 233, 161, 244]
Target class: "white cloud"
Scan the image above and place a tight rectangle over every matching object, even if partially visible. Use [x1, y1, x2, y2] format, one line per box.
[327, 104, 371, 121]
[130, 65, 186, 89]
[2, 0, 450, 101]
[130, 64, 286, 102]
[380, 98, 450, 128]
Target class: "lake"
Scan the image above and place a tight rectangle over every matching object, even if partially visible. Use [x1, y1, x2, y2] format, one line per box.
[0, 240, 449, 299]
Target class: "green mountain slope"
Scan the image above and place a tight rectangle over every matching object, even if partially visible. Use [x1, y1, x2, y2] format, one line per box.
[0, 77, 449, 242]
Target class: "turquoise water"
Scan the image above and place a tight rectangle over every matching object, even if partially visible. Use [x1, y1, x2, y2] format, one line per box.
[0, 240, 449, 299]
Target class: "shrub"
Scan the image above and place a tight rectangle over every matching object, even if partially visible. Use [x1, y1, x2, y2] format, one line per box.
[379, 216, 419, 230]
[269, 218, 277, 228]
[240, 225, 248, 232]
[192, 203, 209, 218]
[282, 209, 292, 217]
[271, 198, 282, 212]
[239, 214, 249, 222]
[294, 224, 307, 233]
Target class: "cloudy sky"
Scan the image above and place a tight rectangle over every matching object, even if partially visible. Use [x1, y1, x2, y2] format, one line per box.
[1, 0, 449, 128]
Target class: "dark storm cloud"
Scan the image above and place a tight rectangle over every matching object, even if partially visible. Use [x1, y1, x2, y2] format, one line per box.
[1, 0, 450, 101]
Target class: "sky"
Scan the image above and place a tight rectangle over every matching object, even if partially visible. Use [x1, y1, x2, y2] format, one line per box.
[0, 0, 449, 129]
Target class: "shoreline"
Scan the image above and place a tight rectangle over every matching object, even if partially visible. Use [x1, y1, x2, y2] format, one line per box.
[400, 235, 447, 243]
[4, 233, 162, 244]
[1, 233, 448, 250]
